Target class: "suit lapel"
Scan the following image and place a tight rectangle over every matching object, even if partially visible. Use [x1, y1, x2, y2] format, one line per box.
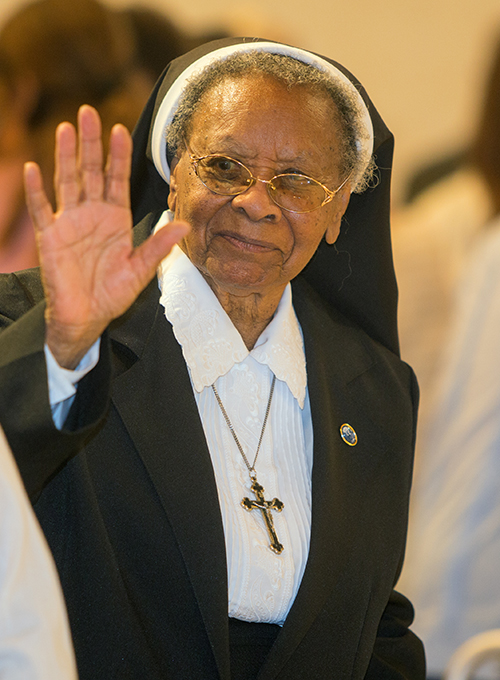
[259, 279, 377, 679]
[104, 226, 383, 679]
[108, 278, 231, 680]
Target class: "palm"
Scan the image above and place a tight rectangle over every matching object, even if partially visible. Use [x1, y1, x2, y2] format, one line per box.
[24, 105, 189, 368]
[41, 201, 138, 322]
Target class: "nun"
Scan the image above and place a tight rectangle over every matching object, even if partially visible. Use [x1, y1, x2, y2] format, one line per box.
[0, 38, 424, 680]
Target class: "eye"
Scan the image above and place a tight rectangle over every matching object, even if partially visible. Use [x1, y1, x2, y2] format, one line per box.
[278, 173, 316, 192]
[203, 156, 242, 181]
[281, 168, 311, 178]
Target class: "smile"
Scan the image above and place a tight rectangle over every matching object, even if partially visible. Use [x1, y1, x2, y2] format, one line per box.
[217, 232, 278, 254]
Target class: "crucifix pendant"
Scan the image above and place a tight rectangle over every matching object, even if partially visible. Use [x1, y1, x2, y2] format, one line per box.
[242, 479, 284, 554]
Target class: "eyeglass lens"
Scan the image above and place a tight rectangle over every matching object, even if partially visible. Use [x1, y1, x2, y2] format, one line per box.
[196, 156, 327, 213]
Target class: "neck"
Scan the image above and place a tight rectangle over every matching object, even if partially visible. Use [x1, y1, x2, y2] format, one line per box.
[209, 285, 286, 350]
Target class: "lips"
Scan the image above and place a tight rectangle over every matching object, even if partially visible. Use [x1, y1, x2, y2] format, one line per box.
[216, 231, 278, 254]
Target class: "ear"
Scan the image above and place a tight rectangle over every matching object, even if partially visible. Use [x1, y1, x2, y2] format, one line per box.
[167, 156, 180, 212]
[325, 185, 351, 244]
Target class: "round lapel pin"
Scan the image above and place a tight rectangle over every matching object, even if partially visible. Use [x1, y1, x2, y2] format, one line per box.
[340, 423, 358, 446]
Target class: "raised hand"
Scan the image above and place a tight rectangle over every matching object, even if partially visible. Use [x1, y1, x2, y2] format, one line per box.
[24, 105, 189, 369]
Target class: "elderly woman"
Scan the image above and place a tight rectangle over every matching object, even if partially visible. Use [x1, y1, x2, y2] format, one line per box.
[0, 38, 423, 680]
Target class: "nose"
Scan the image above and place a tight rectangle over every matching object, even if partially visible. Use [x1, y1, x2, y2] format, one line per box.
[230, 178, 282, 222]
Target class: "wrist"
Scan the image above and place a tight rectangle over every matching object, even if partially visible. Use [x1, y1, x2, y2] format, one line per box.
[45, 315, 106, 370]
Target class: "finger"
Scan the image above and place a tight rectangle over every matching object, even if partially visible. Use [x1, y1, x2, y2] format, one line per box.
[104, 124, 132, 209]
[77, 105, 104, 202]
[54, 121, 79, 211]
[24, 162, 54, 232]
[131, 221, 191, 284]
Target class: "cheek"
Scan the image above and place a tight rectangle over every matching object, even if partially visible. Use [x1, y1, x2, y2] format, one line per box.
[174, 191, 227, 260]
[172, 178, 232, 240]
[167, 162, 199, 214]
[170, 168, 212, 220]
[284, 217, 329, 272]
[293, 217, 327, 253]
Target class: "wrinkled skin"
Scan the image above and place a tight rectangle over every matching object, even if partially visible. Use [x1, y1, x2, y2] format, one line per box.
[168, 74, 351, 347]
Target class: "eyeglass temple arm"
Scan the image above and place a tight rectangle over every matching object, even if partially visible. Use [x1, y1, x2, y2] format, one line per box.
[323, 171, 353, 204]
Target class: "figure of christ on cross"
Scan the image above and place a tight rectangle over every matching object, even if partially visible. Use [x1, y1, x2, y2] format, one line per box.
[242, 479, 284, 554]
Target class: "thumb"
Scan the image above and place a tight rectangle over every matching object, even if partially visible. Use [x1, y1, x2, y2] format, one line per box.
[131, 220, 191, 281]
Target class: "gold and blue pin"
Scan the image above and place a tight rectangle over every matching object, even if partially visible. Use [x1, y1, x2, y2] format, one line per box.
[340, 423, 358, 446]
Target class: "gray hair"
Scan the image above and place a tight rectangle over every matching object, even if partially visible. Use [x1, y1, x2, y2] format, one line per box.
[164, 51, 375, 193]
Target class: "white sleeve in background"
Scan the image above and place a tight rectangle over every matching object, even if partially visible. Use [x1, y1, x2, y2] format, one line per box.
[401, 223, 500, 676]
[0, 425, 78, 679]
[44, 340, 100, 429]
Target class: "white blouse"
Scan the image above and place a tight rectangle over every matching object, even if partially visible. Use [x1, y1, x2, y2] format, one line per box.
[158, 242, 313, 625]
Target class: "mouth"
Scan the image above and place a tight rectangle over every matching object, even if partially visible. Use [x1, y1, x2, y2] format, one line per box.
[216, 231, 277, 254]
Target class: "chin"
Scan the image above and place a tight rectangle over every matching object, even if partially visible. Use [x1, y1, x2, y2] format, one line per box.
[205, 262, 280, 297]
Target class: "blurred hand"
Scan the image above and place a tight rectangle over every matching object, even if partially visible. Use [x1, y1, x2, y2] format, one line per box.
[24, 105, 189, 369]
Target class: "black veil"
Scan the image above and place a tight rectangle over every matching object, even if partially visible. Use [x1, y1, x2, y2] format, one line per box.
[130, 37, 398, 355]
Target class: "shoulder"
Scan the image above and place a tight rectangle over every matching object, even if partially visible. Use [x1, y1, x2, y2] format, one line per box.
[292, 275, 414, 383]
[0, 268, 44, 326]
[292, 275, 418, 441]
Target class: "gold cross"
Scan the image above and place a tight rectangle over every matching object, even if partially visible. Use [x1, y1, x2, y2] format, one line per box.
[242, 480, 284, 554]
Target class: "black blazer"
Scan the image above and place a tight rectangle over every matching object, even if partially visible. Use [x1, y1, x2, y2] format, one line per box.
[0, 254, 424, 679]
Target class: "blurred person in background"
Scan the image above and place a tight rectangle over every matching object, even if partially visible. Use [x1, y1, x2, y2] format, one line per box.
[0, 0, 182, 273]
[121, 6, 230, 86]
[121, 6, 193, 85]
[400, 219, 500, 680]
[0, 424, 77, 679]
[393, 29, 500, 445]
[394, 28, 500, 680]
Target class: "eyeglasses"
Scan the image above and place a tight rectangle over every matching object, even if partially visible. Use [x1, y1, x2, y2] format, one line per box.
[188, 153, 350, 214]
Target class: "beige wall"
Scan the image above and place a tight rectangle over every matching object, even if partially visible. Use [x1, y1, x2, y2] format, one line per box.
[2, 0, 500, 205]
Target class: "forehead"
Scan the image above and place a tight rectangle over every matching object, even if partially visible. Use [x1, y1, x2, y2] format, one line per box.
[186, 74, 342, 173]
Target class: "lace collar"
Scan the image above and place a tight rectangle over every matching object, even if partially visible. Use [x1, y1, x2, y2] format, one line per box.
[155, 214, 307, 407]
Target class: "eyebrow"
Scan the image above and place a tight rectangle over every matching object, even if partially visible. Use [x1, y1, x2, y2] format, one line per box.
[203, 138, 333, 176]
[202, 132, 310, 160]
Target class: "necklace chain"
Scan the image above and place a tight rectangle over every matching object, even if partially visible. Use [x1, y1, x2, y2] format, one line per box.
[211, 374, 276, 478]
[212, 374, 284, 554]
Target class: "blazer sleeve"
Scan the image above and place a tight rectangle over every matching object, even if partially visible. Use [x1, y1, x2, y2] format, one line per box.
[0, 271, 111, 500]
[365, 589, 426, 680]
[365, 367, 425, 680]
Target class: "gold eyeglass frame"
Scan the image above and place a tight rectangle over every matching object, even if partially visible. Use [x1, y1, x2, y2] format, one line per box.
[188, 152, 351, 214]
